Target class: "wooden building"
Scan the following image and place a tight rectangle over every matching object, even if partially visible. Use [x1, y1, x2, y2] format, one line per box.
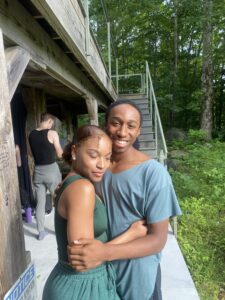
[0, 0, 116, 297]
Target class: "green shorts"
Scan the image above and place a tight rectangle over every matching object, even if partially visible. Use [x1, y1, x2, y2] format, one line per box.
[42, 261, 120, 300]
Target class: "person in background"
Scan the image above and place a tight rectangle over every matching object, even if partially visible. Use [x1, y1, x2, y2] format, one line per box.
[15, 144, 31, 212]
[68, 100, 182, 300]
[42, 125, 147, 300]
[15, 144, 22, 167]
[29, 112, 63, 240]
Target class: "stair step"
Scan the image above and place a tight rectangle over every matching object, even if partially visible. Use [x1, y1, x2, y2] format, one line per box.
[139, 140, 156, 148]
[140, 148, 157, 158]
[130, 99, 148, 105]
[141, 127, 153, 133]
[142, 120, 152, 127]
[142, 114, 151, 121]
[135, 103, 149, 110]
[118, 94, 146, 100]
[139, 132, 154, 140]
[141, 108, 151, 114]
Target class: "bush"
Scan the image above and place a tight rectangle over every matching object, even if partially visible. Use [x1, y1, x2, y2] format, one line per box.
[169, 138, 225, 299]
[187, 129, 208, 142]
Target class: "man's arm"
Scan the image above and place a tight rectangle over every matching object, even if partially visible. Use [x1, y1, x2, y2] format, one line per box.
[68, 219, 168, 271]
[49, 130, 63, 158]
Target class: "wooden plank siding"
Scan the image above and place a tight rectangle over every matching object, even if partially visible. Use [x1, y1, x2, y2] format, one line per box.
[30, 0, 115, 100]
[0, 0, 114, 109]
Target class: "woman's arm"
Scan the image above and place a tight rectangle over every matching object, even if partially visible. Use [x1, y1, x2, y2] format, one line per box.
[59, 178, 95, 244]
[107, 220, 147, 245]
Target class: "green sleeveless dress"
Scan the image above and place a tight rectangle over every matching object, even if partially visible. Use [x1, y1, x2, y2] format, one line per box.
[42, 175, 120, 300]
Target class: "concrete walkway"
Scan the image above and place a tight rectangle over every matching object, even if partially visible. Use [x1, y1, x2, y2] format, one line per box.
[23, 210, 200, 300]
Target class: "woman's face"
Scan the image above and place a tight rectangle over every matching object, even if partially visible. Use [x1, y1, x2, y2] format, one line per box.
[72, 135, 112, 182]
[105, 104, 141, 154]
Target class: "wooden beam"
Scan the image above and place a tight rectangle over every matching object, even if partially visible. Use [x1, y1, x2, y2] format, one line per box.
[5, 46, 30, 101]
[85, 97, 98, 126]
[0, 0, 110, 108]
[0, 29, 27, 299]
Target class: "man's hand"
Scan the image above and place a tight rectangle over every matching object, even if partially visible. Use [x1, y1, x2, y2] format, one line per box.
[67, 239, 107, 271]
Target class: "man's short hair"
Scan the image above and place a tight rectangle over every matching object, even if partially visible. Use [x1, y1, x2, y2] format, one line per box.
[40, 112, 55, 123]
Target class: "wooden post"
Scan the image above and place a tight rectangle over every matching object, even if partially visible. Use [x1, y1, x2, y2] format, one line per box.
[0, 29, 27, 298]
[22, 87, 46, 174]
[5, 46, 30, 101]
[22, 87, 46, 131]
[85, 96, 98, 126]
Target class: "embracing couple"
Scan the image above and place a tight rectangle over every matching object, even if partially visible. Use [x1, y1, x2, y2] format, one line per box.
[42, 99, 181, 300]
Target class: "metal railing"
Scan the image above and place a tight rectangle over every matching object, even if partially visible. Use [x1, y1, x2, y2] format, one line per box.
[145, 61, 168, 163]
[79, 0, 118, 80]
[111, 73, 145, 94]
[145, 61, 178, 237]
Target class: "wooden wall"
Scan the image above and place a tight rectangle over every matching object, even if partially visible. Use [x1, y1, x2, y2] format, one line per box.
[0, 29, 27, 298]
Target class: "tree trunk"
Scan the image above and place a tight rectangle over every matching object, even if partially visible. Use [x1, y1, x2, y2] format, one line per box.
[215, 66, 225, 131]
[201, 0, 213, 139]
[170, 0, 178, 127]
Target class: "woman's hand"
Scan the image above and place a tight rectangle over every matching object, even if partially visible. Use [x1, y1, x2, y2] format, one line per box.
[129, 220, 148, 239]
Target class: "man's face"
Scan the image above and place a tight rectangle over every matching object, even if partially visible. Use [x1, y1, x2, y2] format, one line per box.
[106, 104, 141, 154]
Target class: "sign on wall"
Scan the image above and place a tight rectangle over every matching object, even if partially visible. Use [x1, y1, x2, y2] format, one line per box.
[4, 262, 37, 300]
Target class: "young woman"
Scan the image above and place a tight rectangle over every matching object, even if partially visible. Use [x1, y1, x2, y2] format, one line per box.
[42, 125, 147, 300]
[68, 101, 182, 300]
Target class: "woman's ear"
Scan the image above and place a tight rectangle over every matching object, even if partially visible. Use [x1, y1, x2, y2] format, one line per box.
[71, 145, 76, 161]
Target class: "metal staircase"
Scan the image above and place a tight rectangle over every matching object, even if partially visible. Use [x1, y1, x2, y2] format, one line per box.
[118, 93, 157, 159]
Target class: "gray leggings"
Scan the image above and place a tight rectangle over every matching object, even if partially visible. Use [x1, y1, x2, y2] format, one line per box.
[33, 162, 61, 232]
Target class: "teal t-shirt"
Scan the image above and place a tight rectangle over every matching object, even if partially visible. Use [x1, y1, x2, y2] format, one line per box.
[96, 159, 182, 300]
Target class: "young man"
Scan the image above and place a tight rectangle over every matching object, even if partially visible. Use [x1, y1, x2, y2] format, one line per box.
[68, 100, 181, 299]
[29, 112, 63, 240]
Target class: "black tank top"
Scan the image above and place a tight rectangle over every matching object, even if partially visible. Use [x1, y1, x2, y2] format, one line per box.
[29, 129, 55, 165]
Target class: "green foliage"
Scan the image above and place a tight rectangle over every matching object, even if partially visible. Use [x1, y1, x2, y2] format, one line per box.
[89, 0, 225, 135]
[169, 137, 225, 299]
[75, 113, 106, 129]
[187, 129, 208, 142]
[77, 114, 90, 127]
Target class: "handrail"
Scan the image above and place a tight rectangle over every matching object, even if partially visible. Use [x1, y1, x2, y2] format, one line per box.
[145, 62, 177, 236]
[145, 61, 168, 160]
[111, 73, 145, 94]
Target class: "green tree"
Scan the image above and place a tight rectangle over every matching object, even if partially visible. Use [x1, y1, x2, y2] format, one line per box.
[201, 0, 213, 139]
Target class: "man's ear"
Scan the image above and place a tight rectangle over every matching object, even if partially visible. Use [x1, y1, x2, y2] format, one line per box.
[137, 126, 141, 137]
